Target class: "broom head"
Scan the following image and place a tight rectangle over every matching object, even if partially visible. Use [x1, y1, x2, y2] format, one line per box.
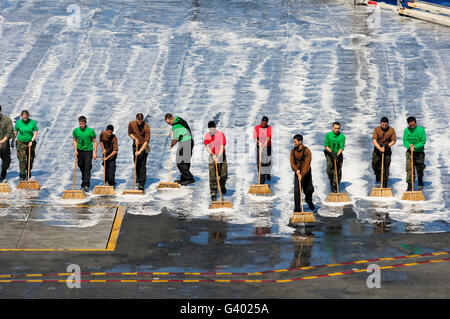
[62, 190, 85, 200]
[326, 192, 350, 202]
[370, 187, 393, 197]
[291, 233, 315, 245]
[93, 185, 116, 196]
[122, 189, 144, 195]
[209, 200, 233, 210]
[401, 191, 425, 201]
[17, 180, 41, 190]
[289, 211, 316, 227]
[248, 184, 271, 195]
[157, 182, 180, 189]
[0, 183, 11, 193]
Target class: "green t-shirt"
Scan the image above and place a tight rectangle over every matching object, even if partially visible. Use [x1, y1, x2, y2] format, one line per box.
[403, 126, 426, 152]
[73, 126, 96, 151]
[172, 117, 192, 142]
[14, 119, 38, 143]
[324, 131, 345, 154]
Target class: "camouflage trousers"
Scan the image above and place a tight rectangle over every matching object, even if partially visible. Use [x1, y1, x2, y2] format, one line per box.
[208, 154, 228, 197]
[406, 151, 425, 184]
[17, 141, 36, 179]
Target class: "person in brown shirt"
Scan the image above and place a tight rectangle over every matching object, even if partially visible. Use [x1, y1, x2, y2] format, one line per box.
[372, 117, 396, 187]
[128, 113, 150, 191]
[99, 125, 118, 187]
[290, 134, 315, 212]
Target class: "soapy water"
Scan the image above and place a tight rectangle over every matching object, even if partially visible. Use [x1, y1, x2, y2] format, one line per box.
[0, 0, 448, 235]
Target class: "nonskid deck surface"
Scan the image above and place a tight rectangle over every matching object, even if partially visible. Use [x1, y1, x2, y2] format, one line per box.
[0, 0, 448, 298]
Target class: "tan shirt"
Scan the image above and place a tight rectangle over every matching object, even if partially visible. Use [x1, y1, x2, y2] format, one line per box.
[99, 131, 118, 154]
[372, 126, 396, 145]
[128, 121, 150, 146]
[290, 145, 312, 177]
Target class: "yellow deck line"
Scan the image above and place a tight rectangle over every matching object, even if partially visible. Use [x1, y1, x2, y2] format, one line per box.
[0, 205, 125, 252]
[106, 206, 126, 251]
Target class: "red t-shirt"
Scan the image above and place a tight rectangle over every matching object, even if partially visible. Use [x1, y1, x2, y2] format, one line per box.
[204, 130, 226, 155]
[253, 125, 272, 147]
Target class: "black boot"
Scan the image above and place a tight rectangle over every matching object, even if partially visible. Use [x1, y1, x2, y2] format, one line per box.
[221, 185, 227, 195]
[307, 201, 315, 211]
[211, 194, 216, 202]
[418, 177, 424, 188]
[266, 174, 271, 181]
[375, 174, 381, 184]
[407, 183, 412, 192]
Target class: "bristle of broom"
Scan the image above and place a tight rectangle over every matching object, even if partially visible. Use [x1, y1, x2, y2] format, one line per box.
[401, 191, 425, 201]
[122, 190, 145, 195]
[326, 192, 350, 202]
[17, 180, 41, 190]
[248, 184, 272, 195]
[370, 187, 393, 197]
[157, 182, 180, 189]
[0, 183, 11, 193]
[93, 186, 116, 195]
[62, 190, 85, 200]
[209, 201, 233, 209]
[289, 212, 316, 225]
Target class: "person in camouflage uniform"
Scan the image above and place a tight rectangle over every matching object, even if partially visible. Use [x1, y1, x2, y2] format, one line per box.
[0, 106, 14, 182]
[323, 122, 346, 193]
[403, 116, 426, 190]
[371, 117, 396, 188]
[204, 121, 227, 202]
[14, 110, 38, 181]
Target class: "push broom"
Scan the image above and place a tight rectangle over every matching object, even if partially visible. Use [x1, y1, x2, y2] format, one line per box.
[326, 158, 350, 203]
[122, 154, 144, 195]
[17, 144, 40, 190]
[62, 154, 85, 199]
[401, 149, 425, 201]
[289, 175, 316, 226]
[157, 148, 180, 189]
[248, 147, 271, 195]
[210, 159, 232, 209]
[370, 152, 393, 197]
[93, 156, 116, 196]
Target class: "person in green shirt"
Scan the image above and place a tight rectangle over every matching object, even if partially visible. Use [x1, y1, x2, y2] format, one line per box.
[403, 116, 426, 190]
[0, 106, 14, 182]
[72, 116, 97, 192]
[14, 110, 38, 181]
[323, 122, 346, 193]
[165, 113, 195, 186]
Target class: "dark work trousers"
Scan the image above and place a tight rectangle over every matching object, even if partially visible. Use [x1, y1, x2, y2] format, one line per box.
[0, 140, 11, 179]
[103, 153, 117, 186]
[371, 150, 391, 187]
[133, 144, 148, 188]
[176, 139, 194, 182]
[294, 170, 314, 212]
[77, 150, 93, 188]
[324, 151, 343, 191]
[256, 144, 272, 184]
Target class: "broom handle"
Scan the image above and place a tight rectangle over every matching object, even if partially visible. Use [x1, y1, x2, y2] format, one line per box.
[298, 174, 304, 213]
[411, 148, 414, 192]
[167, 149, 172, 182]
[381, 152, 384, 187]
[258, 147, 263, 184]
[27, 144, 31, 181]
[214, 159, 222, 201]
[132, 154, 137, 190]
[72, 154, 77, 191]
[103, 156, 106, 185]
[334, 158, 339, 193]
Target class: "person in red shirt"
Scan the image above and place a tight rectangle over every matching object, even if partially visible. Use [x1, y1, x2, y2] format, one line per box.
[204, 121, 228, 202]
[253, 116, 272, 184]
